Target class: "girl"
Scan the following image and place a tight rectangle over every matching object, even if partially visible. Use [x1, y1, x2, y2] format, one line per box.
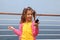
[8, 7, 39, 40]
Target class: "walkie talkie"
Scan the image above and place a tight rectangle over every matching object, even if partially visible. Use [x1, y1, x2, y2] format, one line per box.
[35, 19, 39, 23]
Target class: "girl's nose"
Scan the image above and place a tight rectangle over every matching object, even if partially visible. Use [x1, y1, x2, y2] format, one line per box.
[29, 15, 32, 17]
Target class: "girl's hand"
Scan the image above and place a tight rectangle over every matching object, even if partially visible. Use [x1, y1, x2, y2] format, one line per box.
[34, 21, 39, 28]
[34, 23, 38, 27]
[8, 26, 15, 30]
[34, 19, 39, 27]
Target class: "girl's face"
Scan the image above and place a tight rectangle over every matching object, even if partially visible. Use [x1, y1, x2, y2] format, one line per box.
[26, 10, 33, 22]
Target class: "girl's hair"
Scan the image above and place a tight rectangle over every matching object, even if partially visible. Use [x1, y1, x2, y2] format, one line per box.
[20, 7, 36, 23]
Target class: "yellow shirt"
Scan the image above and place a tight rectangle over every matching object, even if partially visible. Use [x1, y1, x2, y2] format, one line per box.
[21, 22, 34, 40]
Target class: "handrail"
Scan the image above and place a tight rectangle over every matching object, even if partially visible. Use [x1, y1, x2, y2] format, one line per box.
[0, 12, 60, 16]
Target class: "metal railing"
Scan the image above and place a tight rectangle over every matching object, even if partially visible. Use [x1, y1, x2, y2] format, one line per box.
[0, 12, 60, 40]
[0, 12, 60, 16]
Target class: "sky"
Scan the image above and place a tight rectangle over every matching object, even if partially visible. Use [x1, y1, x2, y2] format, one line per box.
[0, 0, 60, 14]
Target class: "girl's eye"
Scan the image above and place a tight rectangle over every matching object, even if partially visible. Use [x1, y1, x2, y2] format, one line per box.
[27, 14, 30, 15]
[28, 14, 32, 15]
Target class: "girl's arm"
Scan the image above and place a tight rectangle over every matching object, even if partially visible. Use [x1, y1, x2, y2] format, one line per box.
[8, 25, 21, 36]
[33, 21, 39, 36]
[13, 28, 21, 36]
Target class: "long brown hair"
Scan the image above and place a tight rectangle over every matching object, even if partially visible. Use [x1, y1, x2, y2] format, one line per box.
[20, 7, 36, 23]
